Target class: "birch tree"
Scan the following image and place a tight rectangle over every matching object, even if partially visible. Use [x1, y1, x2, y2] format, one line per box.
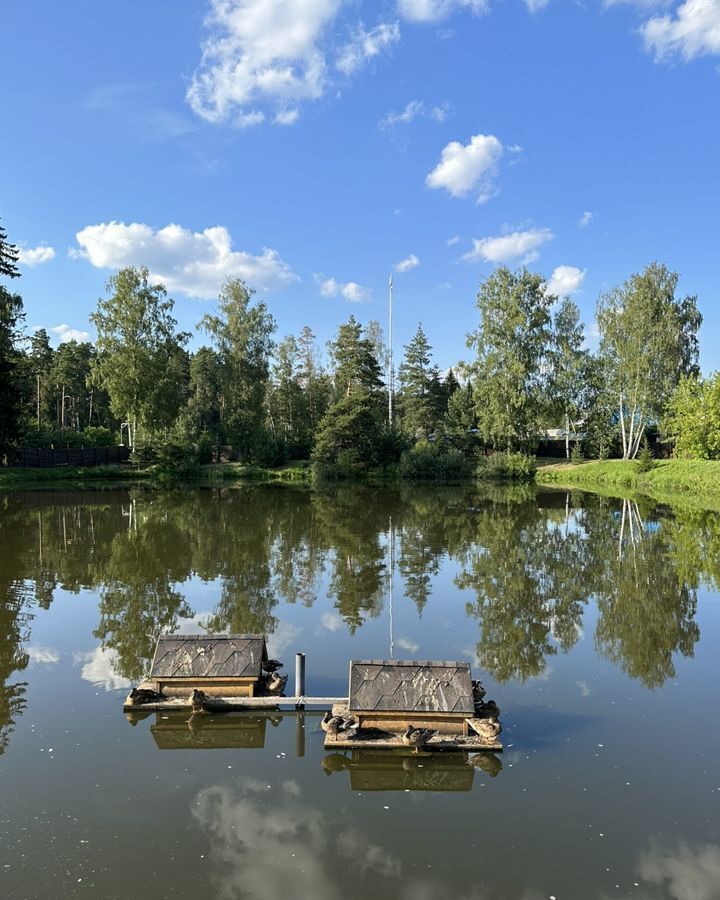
[469, 267, 554, 451]
[597, 263, 701, 459]
[90, 267, 189, 449]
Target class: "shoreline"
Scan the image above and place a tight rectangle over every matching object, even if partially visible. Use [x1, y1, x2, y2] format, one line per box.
[536, 458, 720, 512]
[3, 457, 720, 513]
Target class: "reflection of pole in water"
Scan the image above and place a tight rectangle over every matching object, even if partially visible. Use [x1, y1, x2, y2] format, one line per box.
[295, 711, 305, 758]
[389, 516, 394, 659]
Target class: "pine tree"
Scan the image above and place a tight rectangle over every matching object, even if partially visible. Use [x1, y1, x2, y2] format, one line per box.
[0, 219, 20, 279]
[0, 286, 26, 458]
[28, 329, 54, 429]
[327, 316, 384, 399]
[398, 323, 437, 438]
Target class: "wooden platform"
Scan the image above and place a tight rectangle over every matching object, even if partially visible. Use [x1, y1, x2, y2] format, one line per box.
[323, 731, 502, 752]
[123, 682, 345, 712]
[324, 702, 502, 752]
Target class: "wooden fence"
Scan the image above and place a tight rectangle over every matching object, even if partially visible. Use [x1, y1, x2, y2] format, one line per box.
[15, 446, 130, 468]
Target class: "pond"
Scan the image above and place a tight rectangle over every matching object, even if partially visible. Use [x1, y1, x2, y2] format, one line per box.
[1, 484, 719, 899]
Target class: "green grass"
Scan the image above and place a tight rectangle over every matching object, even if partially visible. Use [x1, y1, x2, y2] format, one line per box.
[536, 458, 720, 509]
[0, 463, 153, 489]
[0, 459, 315, 491]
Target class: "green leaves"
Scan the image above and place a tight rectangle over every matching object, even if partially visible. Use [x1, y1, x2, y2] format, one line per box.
[469, 267, 554, 452]
[597, 262, 701, 458]
[90, 266, 190, 446]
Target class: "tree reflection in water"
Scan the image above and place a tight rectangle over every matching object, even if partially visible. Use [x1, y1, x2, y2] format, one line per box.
[0, 483, 716, 751]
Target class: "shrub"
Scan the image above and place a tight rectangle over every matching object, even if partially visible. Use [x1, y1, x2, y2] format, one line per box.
[312, 449, 363, 483]
[196, 431, 215, 464]
[399, 441, 473, 482]
[570, 442, 584, 465]
[131, 444, 158, 465]
[635, 438, 656, 474]
[154, 440, 200, 484]
[250, 429, 288, 467]
[478, 451, 536, 481]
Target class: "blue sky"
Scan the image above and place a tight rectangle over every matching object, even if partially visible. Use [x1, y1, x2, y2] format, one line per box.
[3, 0, 719, 372]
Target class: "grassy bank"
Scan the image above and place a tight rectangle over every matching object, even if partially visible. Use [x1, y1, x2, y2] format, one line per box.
[0, 463, 154, 490]
[537, 458, 720, 508]
[0, 460, 314, 491]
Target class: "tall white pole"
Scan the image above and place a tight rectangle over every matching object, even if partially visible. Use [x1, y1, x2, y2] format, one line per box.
[388, 273, 393, 427]
[389, 516, 394, 659]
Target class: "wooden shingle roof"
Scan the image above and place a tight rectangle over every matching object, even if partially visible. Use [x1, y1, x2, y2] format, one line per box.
[150, 634, 267, 680]
[348, 660, 474, 714]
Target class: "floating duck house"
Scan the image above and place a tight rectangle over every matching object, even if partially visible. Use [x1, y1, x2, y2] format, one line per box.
[348, 659, 475, 736]
[149, 633, 268, 698]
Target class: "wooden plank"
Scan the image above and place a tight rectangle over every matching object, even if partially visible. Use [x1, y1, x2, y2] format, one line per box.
[324, 732, 502, 752]
[123, 692, 346, 712]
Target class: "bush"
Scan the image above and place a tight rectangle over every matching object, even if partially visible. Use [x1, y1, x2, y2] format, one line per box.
[478, 451, 536, 481]
[399, 441, 473, 482]
[635, 438, 656, 474]
[131, 444, 158, 465]
[154, 440, 200, 484]
[250, 429, 288, 467]
[312, 449, 364, 482]
[196, 431, 215, 464]
[570, 442, 584, 465]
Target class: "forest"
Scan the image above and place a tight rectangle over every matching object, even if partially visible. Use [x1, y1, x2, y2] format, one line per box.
[1, 218, 717, 479]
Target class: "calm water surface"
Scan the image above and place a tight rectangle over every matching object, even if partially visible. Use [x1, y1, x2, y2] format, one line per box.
[1, 484, 719, 900]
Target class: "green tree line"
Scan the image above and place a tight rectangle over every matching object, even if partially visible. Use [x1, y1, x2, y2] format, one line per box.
[1, 217, 714, 470]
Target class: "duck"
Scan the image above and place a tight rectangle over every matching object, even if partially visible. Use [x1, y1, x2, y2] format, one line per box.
[321, 712, 346, 736]
[127, 687, 164, 706]
[402, 725, 437, 752]
[466, 716, 502, 742]
[188, 688, 207, 713]
[476, 699, 501, 719]
[266, 673, 288, 695]
[471, 679, 487, 704]
[262, 659, 284, 673]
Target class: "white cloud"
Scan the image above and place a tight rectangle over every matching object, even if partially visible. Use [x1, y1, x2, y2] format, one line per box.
[578, 210, 594, 227]
[426, 133, 504, 202]
[18, 245, 56, 267]
[49, 323, 91, 344]
[274, 108, 300, 125]
[394, 253, 420, 272]
[546, 265, 586, 296]
[397, 0, 489, 23]
[525, 0, 551, 10]
[187, 0, 343, 125]
[446, 234, 461, 246]
[27, 645, 60, 665]
[462, 227, 554, 264]
[379, 99, 448, 129]
[336, 21, 400, 75]
[74, 646, 132, 692]
[641, 0, 720, 61]
[73, 221, 298, 297]
[604, 0, 671, 7]
[315, 274, 371, 302]
[236, 109, 265, 128]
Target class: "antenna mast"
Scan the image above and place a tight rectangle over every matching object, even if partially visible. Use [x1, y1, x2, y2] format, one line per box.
[388, 273, 393, 427]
